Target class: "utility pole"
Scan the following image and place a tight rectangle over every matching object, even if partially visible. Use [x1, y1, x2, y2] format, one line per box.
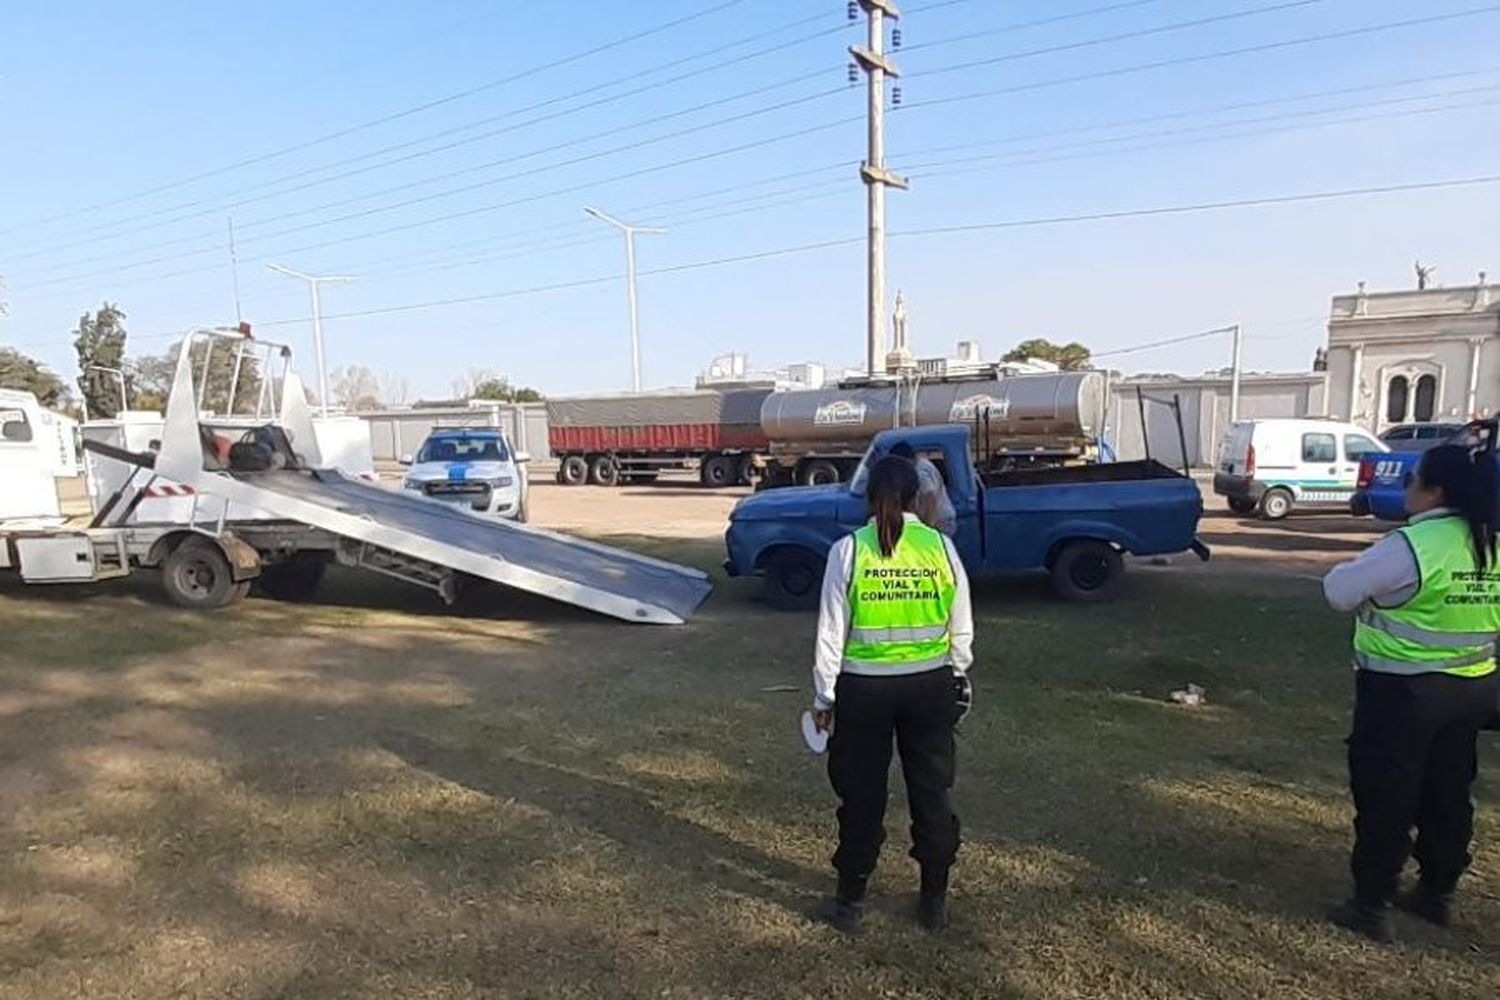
[1229, 323, 1243, 423]
[585, 207, 665, 393]
[852, 0, 908, 377]
[267, 263, 355, 416]
[227, 217, 243, 325]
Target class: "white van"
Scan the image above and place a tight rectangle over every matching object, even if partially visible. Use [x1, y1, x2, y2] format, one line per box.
[1214, 418, 1387, 519]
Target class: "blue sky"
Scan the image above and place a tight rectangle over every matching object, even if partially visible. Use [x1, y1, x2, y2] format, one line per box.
[3, 0, 1499, 399]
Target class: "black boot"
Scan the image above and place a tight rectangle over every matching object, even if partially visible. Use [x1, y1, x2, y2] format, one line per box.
[1328, 898, 1393, 944]
[917, 867, 949, 931]
[810, 874, 867, 934]
[1395, 882, 1454, 928]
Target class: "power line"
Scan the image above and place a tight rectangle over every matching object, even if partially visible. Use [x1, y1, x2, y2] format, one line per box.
[902, 0, 1177, 53]
[901, 3, 1500, 112]
[0, 0, 751, 236]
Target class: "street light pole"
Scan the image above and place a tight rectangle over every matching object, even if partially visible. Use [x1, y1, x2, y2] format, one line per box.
[585, 207, 664, 393]
[266, 263, 354, 416]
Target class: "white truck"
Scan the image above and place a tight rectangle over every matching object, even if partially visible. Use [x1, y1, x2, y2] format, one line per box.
[0, 327, 710, 623]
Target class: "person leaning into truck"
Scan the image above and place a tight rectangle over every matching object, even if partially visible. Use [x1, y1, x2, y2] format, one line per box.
[808, 453, 974, 933]
[1321, 444, 1500, 943]
[889, 441, 957, 536]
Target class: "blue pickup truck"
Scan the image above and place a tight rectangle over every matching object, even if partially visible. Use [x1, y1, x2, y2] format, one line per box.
[724, 425, 1207, 609]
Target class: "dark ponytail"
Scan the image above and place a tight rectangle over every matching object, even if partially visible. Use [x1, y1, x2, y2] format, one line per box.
[866, 454, 920, 557]
[1417, 444, 1500, 570]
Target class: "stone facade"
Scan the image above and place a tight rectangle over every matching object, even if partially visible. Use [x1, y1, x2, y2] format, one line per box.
[1325, 279, 1500, 433]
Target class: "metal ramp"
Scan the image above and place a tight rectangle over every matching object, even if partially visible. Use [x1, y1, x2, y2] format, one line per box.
[141, 326, 712, 625]
[228, 468, 711, 624]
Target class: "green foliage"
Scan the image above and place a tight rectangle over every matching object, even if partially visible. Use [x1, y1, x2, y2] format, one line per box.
[73, 302, 129, 417]
[471, 377, 543, 403]
[0, 347, 69, 408]
[128, 340, 263, 415]
[1003, 337, 1093, 371]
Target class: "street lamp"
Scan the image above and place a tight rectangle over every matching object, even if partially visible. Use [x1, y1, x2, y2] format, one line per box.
[267, 262, 354, 415]
[585, 207, 664, 393]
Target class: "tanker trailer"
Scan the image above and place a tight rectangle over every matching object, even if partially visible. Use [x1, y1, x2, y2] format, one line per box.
[757, 370, 1107, 487]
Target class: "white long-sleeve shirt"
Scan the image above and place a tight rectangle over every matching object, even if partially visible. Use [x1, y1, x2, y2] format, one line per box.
[813, 514, 975, 709]
[1322, 507, 1454, 612]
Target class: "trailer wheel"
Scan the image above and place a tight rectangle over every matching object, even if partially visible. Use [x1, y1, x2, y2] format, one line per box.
[162, 538, 250, 609]
[735, 456, 756, 487]
[255, 554, 327, 602]
[1050, 540, 1124, 603]
[558, 455, 588, 486]
[701, 455, 736, 488]
[589, 455, 620, 487]
[763, 547, 823, 612]
[800, 460, 841, 487]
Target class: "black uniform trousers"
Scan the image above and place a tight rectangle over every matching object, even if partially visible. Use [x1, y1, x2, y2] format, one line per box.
[827, 667, 961, 880]
[1348, 668, 1499, 904]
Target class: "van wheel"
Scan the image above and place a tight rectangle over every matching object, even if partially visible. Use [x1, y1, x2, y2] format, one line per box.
[1050, 541, 1124, 602]
[558, 455, 588, 486]
[701, 455, 736, 488]
[763, 548, 823, 612]
[800, 460, 841, 487]
[162, 538, 250, 609]
[589, 456, 620, 487]
[1260, 488, 1294, 520]
[1227, 497, 1257, 515]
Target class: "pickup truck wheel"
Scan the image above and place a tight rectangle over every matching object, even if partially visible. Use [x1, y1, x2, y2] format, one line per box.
[1227, 497, 1257, 515]
[254, 554, 326, 602]
[701, 455, 736, 488]
[589, 456, 620, 487]
[162, 538, 250, 609]
[800, 460, 841, 487]
[1260, 488, 1294, 520]
[558, 455, 588, 486]
[1050, 541, 1124, 603]
[763, 548, 823, 612]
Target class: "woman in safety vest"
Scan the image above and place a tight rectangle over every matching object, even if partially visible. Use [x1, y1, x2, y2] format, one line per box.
[809, 453, 974, 933]
[1322, 444, 1500, 942]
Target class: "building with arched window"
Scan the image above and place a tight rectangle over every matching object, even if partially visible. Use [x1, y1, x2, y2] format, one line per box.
[1324, 276, 1500, 433]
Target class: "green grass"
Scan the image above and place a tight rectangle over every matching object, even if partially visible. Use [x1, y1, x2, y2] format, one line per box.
[0, 559, 1497, 998]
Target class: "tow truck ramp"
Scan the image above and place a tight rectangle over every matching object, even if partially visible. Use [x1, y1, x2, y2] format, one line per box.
[141, 328, 712, 625]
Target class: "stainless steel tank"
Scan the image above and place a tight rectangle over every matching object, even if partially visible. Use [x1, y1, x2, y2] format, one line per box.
[760, 371, 1107, 445]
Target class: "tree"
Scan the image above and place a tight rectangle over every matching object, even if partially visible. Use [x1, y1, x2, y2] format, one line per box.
[471, 376, 543, 403]
[73, 303, 129, 417]
[379, 372, 410, 408]
[0, 347, 69, 408]
[1002, 338, 1092, 371]
[330, 365, 382, 411]
[128, 341, 263, 415]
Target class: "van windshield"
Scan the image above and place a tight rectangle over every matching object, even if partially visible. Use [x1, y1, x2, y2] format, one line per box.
[417, 435, 508, 463]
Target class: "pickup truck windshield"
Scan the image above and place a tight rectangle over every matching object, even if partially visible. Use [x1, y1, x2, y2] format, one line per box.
[417, 435, 508, 463]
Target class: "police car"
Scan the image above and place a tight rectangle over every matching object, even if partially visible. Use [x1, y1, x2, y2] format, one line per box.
[401, 427, 529, 521]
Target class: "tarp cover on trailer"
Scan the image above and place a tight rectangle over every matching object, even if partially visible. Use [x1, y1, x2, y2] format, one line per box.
[546, 389, 771, 453]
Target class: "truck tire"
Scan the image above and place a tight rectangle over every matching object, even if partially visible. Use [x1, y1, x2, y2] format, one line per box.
[161, 537, 251, 609]
[800, 459, 841, 487]
[558, 455, 588, 486]
[701, 455, 736, 488]
[1227, 497, 1257, 515]
[762, 547, 824, 612]
[1260, 488, 1294, 520]
[255, 554, 327, 602]
[1050, 540, 1124, 603]
[735, 456, 756, 487]
[589, 455, 620, 487]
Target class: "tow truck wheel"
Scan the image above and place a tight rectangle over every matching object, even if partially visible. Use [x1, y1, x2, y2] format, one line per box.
[589, 455, 620, 487]
[763, 547, 823, 612]
[1227, 497, 1257, 515]
[255, 554, 327, 602]
[701, 455, 736, 488]
[1050, 540, 1124, 603]
[1260, 488, 1294, 521]
[162, 538, 250, 609]
[558, 455, 588, 486]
